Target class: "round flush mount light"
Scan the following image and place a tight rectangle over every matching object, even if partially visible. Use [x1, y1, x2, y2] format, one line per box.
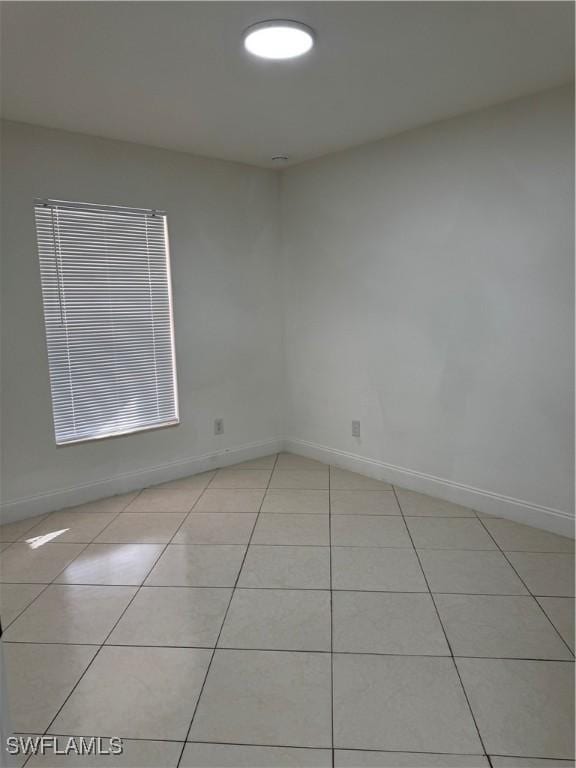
[243, 20, 315, 60]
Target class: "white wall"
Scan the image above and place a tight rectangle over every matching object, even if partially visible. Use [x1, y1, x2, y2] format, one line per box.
[281, 85, 574, 533]
[2, 86, 573, 534]
[1, 122, 285, 520]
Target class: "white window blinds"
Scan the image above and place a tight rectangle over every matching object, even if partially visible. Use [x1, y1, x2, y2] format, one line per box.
[34, 199, 179, 445]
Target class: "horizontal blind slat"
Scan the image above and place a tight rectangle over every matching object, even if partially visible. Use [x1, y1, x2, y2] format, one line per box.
[35, 200, 179, 445]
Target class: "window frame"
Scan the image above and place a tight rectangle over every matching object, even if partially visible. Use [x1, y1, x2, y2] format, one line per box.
[34, 198, 180, 446]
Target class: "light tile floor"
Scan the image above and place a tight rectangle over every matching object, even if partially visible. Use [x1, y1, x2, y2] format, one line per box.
[0, 454, 574, 768]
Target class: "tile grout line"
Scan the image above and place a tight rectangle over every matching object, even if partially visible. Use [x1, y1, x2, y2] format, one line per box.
[474, 517, 575, 659]
[174, 453, 281, 768]
[88, 473, 219, 642]
[12, 727, 576, 760]
[35, 484, 199, 746]
[12, 727, 576, 764]
[2, 582, 53, 633]
[535, 596, 575, 657]
[5, 465, 573, 763]
[3, 530, 572, 551]
[1, 583, 487, 594]
[3, 638, 574, 663]
[391, 484, 491, 761]
[1, 491, 141, 634]
[6, 579, 568, 598]
[14, 729, 503, 757]
[328, 465, 335, 768]
[15, 490, 146, 768]
[10, 538, 573, 552]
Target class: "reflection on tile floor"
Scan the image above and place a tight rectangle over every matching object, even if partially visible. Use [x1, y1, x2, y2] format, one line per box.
[1, 453, 574, 767]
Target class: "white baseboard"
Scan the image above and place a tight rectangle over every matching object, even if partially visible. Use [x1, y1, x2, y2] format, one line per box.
[285, 438, 575, 538]
[0, 438, 283, 525]
[3, 435, 573, 539]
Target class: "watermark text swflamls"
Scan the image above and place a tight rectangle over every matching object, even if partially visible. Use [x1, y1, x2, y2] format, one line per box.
[6, 736, 123, 757]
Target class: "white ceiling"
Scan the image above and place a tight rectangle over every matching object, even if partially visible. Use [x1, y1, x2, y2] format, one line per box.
[1, 2, 573, 168]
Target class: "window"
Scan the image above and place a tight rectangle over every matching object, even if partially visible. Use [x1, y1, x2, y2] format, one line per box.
[34, 199, 179, 445]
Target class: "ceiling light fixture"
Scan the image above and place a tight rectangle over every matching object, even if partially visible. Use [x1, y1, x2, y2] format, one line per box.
[243, 20, 315, 60]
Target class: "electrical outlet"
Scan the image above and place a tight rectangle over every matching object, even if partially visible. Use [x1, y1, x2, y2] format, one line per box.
[352, 420, 361, 438]
[214, 418, 224, 435]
